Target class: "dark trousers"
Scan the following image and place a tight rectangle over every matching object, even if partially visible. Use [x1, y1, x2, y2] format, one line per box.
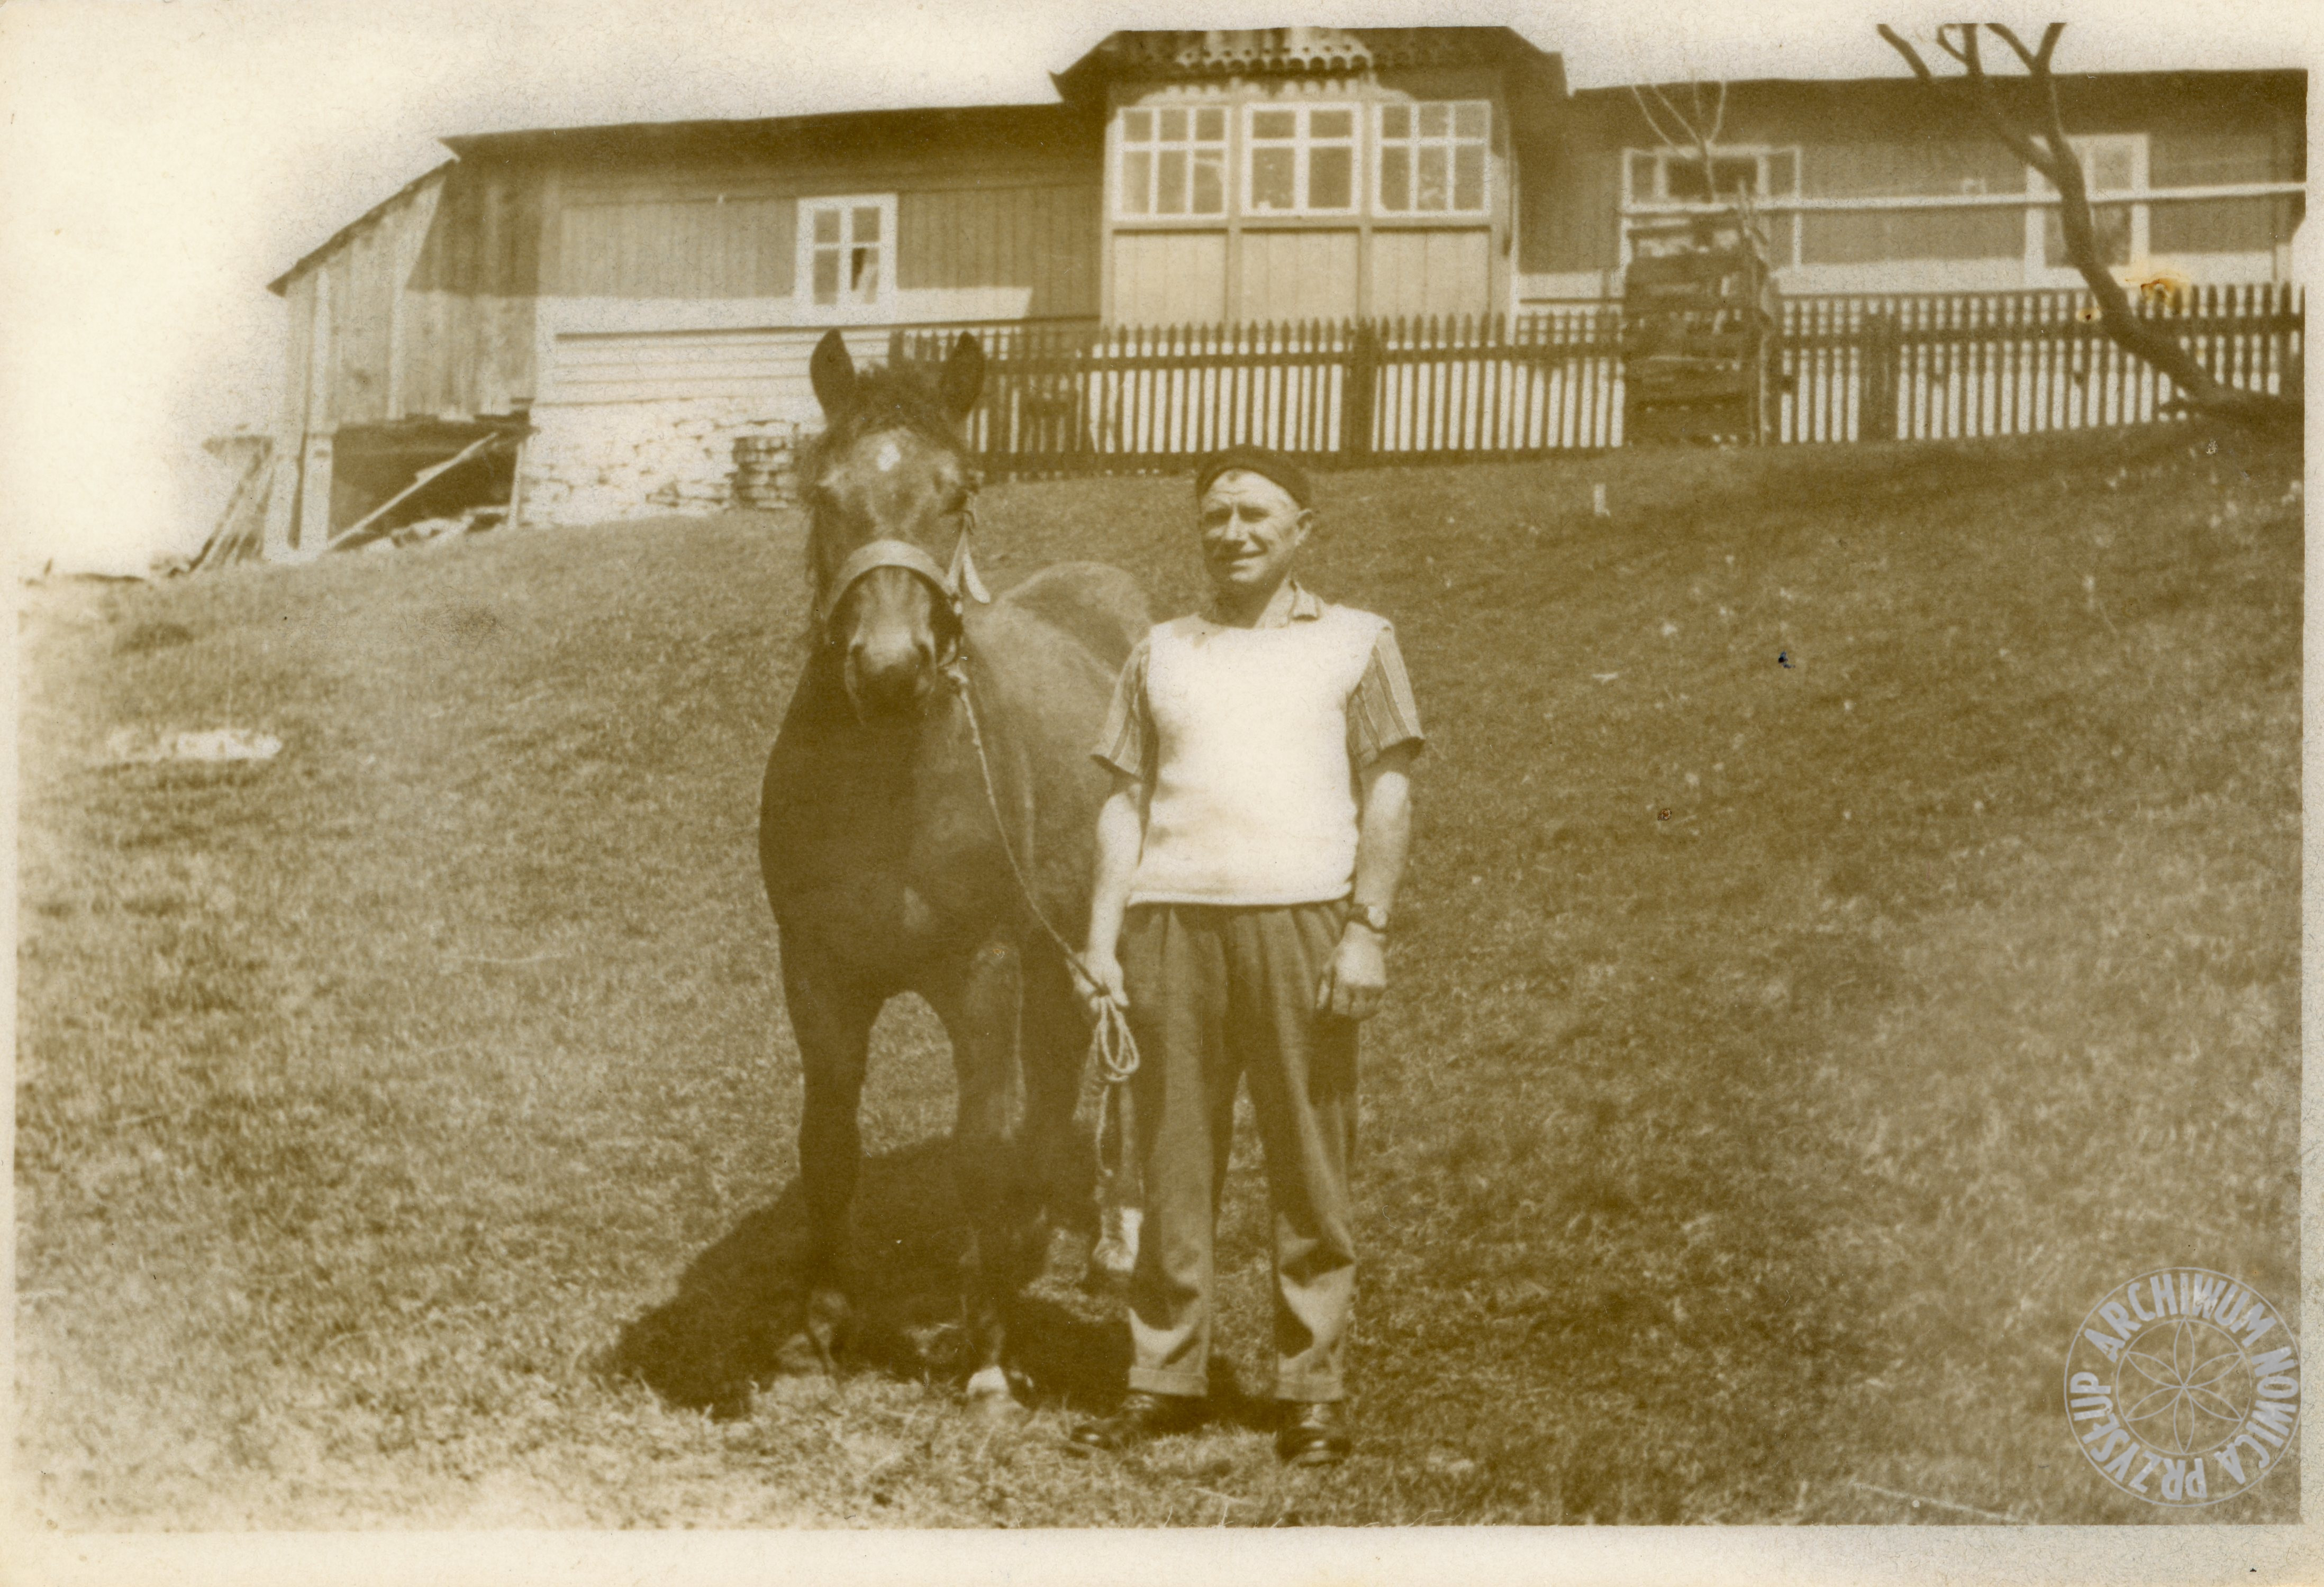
[1120, 901, 1357, 1401]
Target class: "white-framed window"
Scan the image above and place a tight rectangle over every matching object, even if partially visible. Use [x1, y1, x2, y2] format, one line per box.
[1376, 101, 1491, 216]
[1243, 103, 1359, 216]
[2027, 133, 2148, 275]
[796, 195, 895, 317]
[1622, 145, 1803, 266]
[1118, 105, 1228, 218]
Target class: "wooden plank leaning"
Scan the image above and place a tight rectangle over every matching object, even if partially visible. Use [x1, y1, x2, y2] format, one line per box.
[326, 432, 502, 552]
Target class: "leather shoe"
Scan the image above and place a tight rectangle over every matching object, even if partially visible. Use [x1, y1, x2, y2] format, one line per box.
[1066, 1391, 1205, 1454]
[1274, 1400, 1353, 1466]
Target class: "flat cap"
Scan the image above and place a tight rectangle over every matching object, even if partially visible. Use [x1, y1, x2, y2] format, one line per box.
[1194, 444, 1312, 509]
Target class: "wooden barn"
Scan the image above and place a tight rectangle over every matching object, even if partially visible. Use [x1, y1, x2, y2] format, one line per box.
[258, 102, 1105, 548]
[257, 25, 2304, 551]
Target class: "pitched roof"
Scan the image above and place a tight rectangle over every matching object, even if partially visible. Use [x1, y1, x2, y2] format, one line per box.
[437, 101, 1086, 163]
[269, 104, 1091, 291]
[266, 161, 451, 296]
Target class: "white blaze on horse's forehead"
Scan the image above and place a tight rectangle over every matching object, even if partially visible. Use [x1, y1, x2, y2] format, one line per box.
[875, 440, 903, 474]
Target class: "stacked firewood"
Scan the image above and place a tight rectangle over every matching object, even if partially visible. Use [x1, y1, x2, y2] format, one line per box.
[1620, 213, 1779, 446]
[732, 434, 793, 509]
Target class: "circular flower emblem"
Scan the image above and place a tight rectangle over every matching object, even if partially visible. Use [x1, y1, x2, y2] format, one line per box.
[2065, 1269, 2298, 1507]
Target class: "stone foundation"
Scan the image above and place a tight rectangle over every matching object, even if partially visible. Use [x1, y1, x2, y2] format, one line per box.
[516, 400, 805, 528]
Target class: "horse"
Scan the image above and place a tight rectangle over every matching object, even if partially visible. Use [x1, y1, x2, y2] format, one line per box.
[758, 329, 1149, 1413]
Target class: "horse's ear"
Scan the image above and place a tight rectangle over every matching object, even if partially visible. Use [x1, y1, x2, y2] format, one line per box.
[810, 330, 857, 421]
[939, 333, 985, 422]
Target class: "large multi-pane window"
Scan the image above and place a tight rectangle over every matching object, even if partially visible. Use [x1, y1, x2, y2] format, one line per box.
[1112, 98, 1495, 219]
[2031, 134, 2146, 269]
[1377, 101, 1491, 215]
[1245, 105, 1359, 215]
[1119, 106, 1228, 217]
[1625, 146, 1803, 266]
[1627, 147, 1801, 206]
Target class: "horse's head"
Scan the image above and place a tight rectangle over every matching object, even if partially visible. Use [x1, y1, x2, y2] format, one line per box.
[803, 329, 986, 720]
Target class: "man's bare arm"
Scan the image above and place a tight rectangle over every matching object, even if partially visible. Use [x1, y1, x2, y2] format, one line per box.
[1318, 742, 1416, 1021]
[1078, 768, 1146, 1013]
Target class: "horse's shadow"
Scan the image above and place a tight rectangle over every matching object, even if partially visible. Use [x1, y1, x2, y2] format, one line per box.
[601, 1139, 1154, 1420]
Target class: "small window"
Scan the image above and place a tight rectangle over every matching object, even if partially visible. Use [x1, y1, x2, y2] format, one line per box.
[1377, 100, 1490, 216]
[797, 195, 895, 317]
[1119, 105, 1228, 218]
[1244, 104, 1359, 216]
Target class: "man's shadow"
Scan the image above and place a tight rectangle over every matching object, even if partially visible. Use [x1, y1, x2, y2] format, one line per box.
[601, 1138, 1154, 1420]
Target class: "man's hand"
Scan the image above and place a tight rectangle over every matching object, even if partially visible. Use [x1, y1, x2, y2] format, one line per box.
[1315, 924, 1387, 1020]
[1075, 948, 1129, 1018]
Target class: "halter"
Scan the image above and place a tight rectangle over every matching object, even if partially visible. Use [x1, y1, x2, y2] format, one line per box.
[814, 507, 993, 634]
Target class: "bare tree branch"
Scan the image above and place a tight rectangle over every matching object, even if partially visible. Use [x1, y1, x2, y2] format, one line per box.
[1635, 80, 1722, 206]
[1700, 78, 1728, 152]
[1881, 23, 1938, 83]
[1878, 21, 2298, 427]
[1986, 22, 2062, 76]
[1882, 24, 2057, 177]
[1629, 84, 1685, 153]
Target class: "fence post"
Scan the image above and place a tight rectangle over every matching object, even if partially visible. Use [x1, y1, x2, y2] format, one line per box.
[1342, 320, 1379, 463]
[1862, 310, 1901, 441]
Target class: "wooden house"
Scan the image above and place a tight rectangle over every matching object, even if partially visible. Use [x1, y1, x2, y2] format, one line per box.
[1523, 70, 2305, 304]
[259, 27, 2304, 549]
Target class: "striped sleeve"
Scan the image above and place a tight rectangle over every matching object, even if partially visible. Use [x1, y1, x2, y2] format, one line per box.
[1350, 622, 1426, 768]
[1092, 637, 1155, 782]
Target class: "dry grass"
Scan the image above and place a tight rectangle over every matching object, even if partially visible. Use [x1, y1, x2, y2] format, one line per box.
[15, 422, 2300, 1526]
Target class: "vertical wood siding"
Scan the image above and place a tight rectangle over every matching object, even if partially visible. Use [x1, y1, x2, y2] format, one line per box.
[545, 180, 1101, 318]
[1372, 229, 1492, 319]
[1532, 147, 1622, 274]
[280, 275, 316, 430]
[1236, 230, 1360, 322]
[280, 162, 542, 433]
[898, 185, 1101, 317]
[556, 197, 797, 298]
[1113, 232, 1229, 325]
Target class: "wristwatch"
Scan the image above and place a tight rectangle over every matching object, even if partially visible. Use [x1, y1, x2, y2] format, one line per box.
[1350, 902, 1392, 936]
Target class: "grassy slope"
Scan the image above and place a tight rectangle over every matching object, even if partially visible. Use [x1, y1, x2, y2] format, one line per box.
[15, 423, 2300, 1527]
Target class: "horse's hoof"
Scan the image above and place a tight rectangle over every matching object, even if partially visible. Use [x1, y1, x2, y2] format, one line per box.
[1086, 1206, 1141, 1290]
[805, 1287, 852, 1373]
[771, 1330, 828, 1378]
[964, 1365, 1026, 1420]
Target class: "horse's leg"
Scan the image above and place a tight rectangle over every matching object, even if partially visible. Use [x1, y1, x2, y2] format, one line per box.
[782, 942, 879, 1373]
[925, 938, 1036, 1416]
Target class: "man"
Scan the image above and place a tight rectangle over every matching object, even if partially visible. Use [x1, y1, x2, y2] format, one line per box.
[1067, 444, 1422, 1467]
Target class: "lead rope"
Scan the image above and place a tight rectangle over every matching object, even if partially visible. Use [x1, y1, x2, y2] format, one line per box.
[941, 651, 1142, 1254]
